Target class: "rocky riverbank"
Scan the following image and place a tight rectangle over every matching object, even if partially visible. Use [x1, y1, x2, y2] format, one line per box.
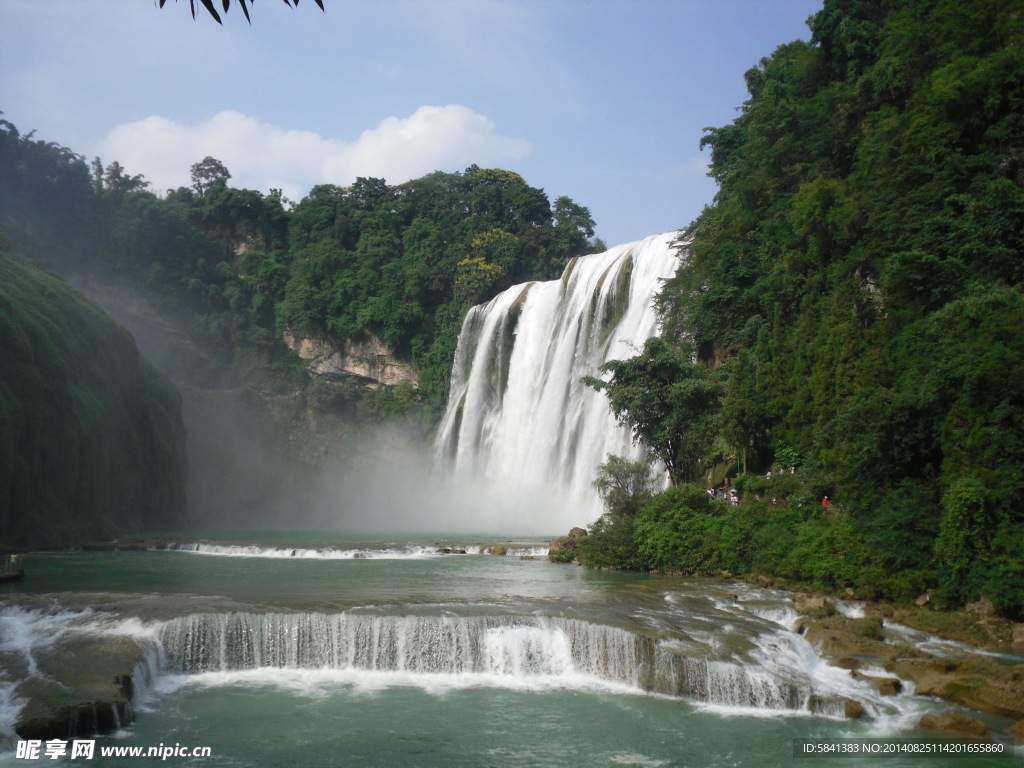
[790, 592, 1024, 742]
[548, 531, 1024, 744]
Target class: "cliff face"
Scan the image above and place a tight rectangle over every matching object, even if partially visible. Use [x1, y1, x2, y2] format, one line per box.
[285, 330, 418, 389]
[0, 245, 188, 549]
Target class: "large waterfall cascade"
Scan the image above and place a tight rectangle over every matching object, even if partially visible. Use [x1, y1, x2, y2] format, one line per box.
[433, 232, 683, 530]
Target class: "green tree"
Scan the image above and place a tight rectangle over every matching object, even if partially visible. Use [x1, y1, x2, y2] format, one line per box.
[648, 0, 1024, 613]
[585, 338, 721, 485]
[593, 454, 662, 521]
[191, 156, 231, 197]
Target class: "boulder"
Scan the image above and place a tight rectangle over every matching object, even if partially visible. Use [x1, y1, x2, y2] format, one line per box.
[548, 537, 575, 552]
[844, 699, 866, 720]
[793, 593, 835, 616]
[568, 527, 588, 539]
[547, 536, 579, 563]
[851, 670, 902, 696]
[808, 695, 866, 719]
[917, 712, 991, 740]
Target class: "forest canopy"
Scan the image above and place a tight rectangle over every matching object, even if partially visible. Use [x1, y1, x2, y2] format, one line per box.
[583, 0, 1024, 617]
[0, 117, 602, 408]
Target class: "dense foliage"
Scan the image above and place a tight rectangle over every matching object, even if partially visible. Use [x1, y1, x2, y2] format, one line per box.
[0, 120, 601, 412]
[0, 239, 187, 548]
[583, 0, 1024, 617]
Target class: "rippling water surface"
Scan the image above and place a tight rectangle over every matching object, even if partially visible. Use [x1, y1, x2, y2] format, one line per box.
[0, 534, 1014, 767]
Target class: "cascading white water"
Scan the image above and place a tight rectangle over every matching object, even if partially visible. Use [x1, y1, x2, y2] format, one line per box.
[155, 611, 853, 714]
[433, 232, 683, 531]
[160, 542, 550, 559]
[159, 613, 643, 684]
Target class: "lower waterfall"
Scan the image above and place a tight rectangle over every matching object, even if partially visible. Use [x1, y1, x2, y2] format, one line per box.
[433, 232, 683, 531]
[154, 611, 866, 716]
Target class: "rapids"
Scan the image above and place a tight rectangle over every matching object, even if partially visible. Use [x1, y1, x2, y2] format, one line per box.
[1, 542, 1015, 767]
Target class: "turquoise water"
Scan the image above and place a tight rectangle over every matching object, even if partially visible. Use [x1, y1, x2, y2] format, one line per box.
[1, 536, 1019, 767]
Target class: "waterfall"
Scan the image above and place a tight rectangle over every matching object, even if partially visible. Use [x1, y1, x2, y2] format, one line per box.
[433, 232, 683, 531]
[159, 613, 641, 682]
[155, 611, 859, 715]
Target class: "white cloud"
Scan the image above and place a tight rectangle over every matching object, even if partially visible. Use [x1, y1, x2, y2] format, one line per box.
[94, 106, 530, 200]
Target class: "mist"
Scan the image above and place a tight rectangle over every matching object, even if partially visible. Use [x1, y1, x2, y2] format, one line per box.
[77, 276, 583, 539]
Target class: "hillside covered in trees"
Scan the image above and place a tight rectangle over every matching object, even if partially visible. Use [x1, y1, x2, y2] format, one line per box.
[0, 238, 187, 548]
[580, 0, 1024, 618]
[0, 118, 601, 413]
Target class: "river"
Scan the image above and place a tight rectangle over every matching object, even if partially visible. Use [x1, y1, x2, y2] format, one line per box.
[1, 533, 1016, 767]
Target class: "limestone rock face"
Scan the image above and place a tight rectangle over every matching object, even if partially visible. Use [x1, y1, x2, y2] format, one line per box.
[917, 711, 992, 740]
[851, 670, 903, 696]
[886, 658, 1024, 719]
[793, 593, 835, 616]
[286, 330, 417, 388]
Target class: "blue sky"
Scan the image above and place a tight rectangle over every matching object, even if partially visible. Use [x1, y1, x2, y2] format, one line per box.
[1, 0, 822, 247]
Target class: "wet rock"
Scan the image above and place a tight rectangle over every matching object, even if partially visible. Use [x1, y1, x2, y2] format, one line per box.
[1007, 719, 1024, 739]
[874, 677, 903, 697]
[917, 712, 992, 740]
[833, 656, 862, 671]
[809, 696, 866, 719]
[14, 634, 143, 740]
[886, 658, 1024, 719]
[844, 699, 866, 720]
[851, 671, 902, 696]
[807, 695, 865, 719]
[793, 593, 835, 617]
[17, 700, 131, 741]
[804, 617, 911, 663]
[519, 555, 536, 560]
[486, 545, 509, 556]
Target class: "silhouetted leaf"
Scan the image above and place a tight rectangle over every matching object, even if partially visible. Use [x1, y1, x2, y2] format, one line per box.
[199, 0, 222, 23]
